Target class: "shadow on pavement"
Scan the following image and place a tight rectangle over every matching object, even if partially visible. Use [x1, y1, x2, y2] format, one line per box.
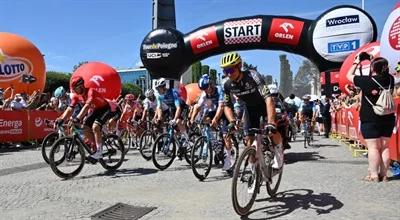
[284, 152, 326, 165]
[78, 167, 158, 179]
[203, 172, 232, 182]
[0, 143, 39, 154]
[242, 189, 343, 220]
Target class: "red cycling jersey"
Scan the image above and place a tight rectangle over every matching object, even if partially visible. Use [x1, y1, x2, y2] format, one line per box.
[70, 88, 108, 110]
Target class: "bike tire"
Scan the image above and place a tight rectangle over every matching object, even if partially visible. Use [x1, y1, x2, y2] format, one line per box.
[41, 132, 58, 164]
[266, 166, 283, 197]
[99, 134, 125, 170]
[191, 136, 213, 181]
[121, 130, 132, 155]
[304, 130, 308, 148]
[49, 136, 85, 179]
[184, 132, 201, 165]
[229, 135, 240, 170]
[139, 130, 155, 161]
[231, 146, 260, 216]
[152, 133, 176, 170]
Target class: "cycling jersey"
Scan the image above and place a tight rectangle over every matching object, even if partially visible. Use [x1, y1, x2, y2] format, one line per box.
[70, 88, 108, 110]
[299, 102, 315, 119]
[143, 98, 157, 111]
[155, 88, 182, 111]
[197, 86, 224, 112]
[223, 70, 271, 108]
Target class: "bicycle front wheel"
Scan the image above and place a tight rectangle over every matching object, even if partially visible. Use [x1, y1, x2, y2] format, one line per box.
[152, 133, 176, 170]
[231, 146, 260, 216]
[191, 136, 213, 181]
[99, 134, 125, 170]
[41, 132, 59, 164]
[139, 130, 155, 161]
[49, 136, 85, 179]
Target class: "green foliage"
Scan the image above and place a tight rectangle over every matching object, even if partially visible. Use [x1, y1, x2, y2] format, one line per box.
[72, 61, 89, 72]
[242, 62, 258, 71]
[44, 71, 71, 93]
[209, 69, 217, 82]
[201, 65, 210, 76]
[191, 61, 202, 83]
[121, 83, 142, 96]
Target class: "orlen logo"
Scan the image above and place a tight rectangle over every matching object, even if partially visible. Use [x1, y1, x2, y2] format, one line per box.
[388, 16, 400, 50]
[268, 18, 304, 46]
[326, 15, 359, 27]
[90, 75, 104, 87]
[35, 117, 43, 127]
[189, 26, 220, 55]
[0, 119, 23, 129]
[0, 49, 33, 82]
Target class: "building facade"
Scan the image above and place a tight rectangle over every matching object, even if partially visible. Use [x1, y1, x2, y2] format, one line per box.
[117, 68, 151, 92]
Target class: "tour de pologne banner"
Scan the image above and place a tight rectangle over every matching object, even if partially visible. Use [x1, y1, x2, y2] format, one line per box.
[140, 5, 377, 79]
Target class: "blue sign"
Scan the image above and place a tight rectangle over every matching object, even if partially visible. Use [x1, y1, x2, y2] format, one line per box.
[328, 39, 360, 53]
[326, 15, 359, 27]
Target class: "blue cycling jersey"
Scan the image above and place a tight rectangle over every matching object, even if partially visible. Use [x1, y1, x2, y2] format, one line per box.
[156, 88, 181, 110]
[197, 86, 224, 111]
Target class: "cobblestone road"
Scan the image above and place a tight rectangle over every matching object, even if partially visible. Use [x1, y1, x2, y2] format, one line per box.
[0, 135, 399, 220]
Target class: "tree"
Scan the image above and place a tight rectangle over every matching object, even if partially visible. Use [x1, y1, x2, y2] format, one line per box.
[191, 61, 202, 83]
[209, 69, 217, 82]
[201, 65, 210, 76]
[242, 62, 258, 71]
[121, 83, 142, 96]
[44, 71, 71, 93]
[72, 61, 89, 72]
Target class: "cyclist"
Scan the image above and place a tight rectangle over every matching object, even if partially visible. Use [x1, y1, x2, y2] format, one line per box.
[220, 52, 283, 171]
[298, 95, 315, 136]
[56, 76, 114, 162]
[54, 86, 70, 112]
[154, 78, 189, 140]
[116, 94, 138, 135]
[190, 74, 232, 171]
[141, 89, 157, 129]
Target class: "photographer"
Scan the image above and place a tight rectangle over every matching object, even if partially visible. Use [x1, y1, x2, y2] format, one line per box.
[346, 53, 395, 182]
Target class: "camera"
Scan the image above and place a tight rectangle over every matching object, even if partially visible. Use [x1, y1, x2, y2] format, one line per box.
[358, 52, 372, 61]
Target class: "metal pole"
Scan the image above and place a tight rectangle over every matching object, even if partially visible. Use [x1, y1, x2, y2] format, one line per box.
[362, 0, 365, 10]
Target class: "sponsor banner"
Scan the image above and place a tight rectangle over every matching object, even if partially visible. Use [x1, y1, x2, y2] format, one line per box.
[0, 110, 28, 142]
[224, 18, 262, 45]
[313, 7, 375, 62]
[381, 5, 400, 73]
[0, 49, 34, 82]
[142, 43, 178, 50]
[189, 26, 220, 55]
[267, 18, 304, 46]
[28, 110, 60, 140]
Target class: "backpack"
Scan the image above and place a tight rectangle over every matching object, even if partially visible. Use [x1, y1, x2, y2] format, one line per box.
[364, 77, 395, 116]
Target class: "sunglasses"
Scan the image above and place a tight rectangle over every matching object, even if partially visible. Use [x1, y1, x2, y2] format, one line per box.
[223, 67, 235, 75]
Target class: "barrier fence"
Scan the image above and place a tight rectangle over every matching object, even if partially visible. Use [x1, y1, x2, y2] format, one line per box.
[331, 98, 400, 162]
[0, 110, 60, 142]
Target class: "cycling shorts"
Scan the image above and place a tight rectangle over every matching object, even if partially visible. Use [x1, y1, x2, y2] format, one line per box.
[84, 104, 113, 127]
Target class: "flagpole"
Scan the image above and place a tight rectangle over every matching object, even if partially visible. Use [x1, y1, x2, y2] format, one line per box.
[362, 0, 365, 10]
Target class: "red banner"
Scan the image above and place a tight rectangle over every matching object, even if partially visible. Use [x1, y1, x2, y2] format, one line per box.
[0, 110, 60, 142]
[0, 110, 29, 142]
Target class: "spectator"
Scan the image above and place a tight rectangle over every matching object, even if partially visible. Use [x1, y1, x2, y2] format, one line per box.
[10, 94, 26, 110]
[321, 97, 331, 138]
[314, 99, 325, 136]
[347, 56, 395, 182]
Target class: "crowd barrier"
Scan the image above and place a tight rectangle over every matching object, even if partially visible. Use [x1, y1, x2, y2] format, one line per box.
[0, 110, 60, 142]
[330, 98, 400, 162]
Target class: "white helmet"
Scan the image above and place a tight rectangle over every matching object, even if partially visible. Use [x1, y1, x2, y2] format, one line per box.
[155, 78, 167, 88]
[267, 84, 278, 94]
[145, 89, 154, 98]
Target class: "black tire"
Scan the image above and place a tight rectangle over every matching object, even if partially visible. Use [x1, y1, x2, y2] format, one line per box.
[191, 136, 213, 181]
[152, 133, 176, 170]
[304, 130, 308, 148]
[266, 166, 283, 197]
[183, 132, 201, 165]
[139, 130, 155, 161]
[49, 136, 85, 179]
[231, 147, 260, 216]
[229, 135, 240, 170]
[99, 134, 125, 170]
[41, 132, 59, 164]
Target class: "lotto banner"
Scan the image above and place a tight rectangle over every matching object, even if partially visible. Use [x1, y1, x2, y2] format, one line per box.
[0, 110, 60, 142]
[0, 110, 29, 142]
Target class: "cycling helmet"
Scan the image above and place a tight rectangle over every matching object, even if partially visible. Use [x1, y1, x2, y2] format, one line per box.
[220, 52, 242, 68]
[70, 76, 85, 88]
[289, 94, 295, 99]
[198, 74, 210, 90]
[145, 89, 154, 98]
[302, 94, 311, 100]
[155, 78, 167, 88]
[125, 94, 135, 101]
[54, 86, 66, 98]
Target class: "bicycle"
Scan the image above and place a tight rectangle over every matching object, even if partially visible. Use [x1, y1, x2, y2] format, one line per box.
[231, 118, 284, 216]
[190, 121, 239, 181]
[287, 115, 297, 142]
[41, 120, 68, 164]
[303, 118, 313, 148]
[151, 122, 197, 170]
[139, 120, 162, 161]
[49, 123, 125, 179]
[120, 120, 148, 154]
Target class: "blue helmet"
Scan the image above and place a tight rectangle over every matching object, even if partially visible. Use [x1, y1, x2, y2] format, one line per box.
[54, 86, 66, 98]
[198, 74, 210, 90]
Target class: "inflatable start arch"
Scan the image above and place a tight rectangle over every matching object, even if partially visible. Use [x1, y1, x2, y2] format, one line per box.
[140, 5, 377, 79]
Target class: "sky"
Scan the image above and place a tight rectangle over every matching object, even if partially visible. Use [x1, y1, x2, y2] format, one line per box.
[0, 0, 398, 81]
